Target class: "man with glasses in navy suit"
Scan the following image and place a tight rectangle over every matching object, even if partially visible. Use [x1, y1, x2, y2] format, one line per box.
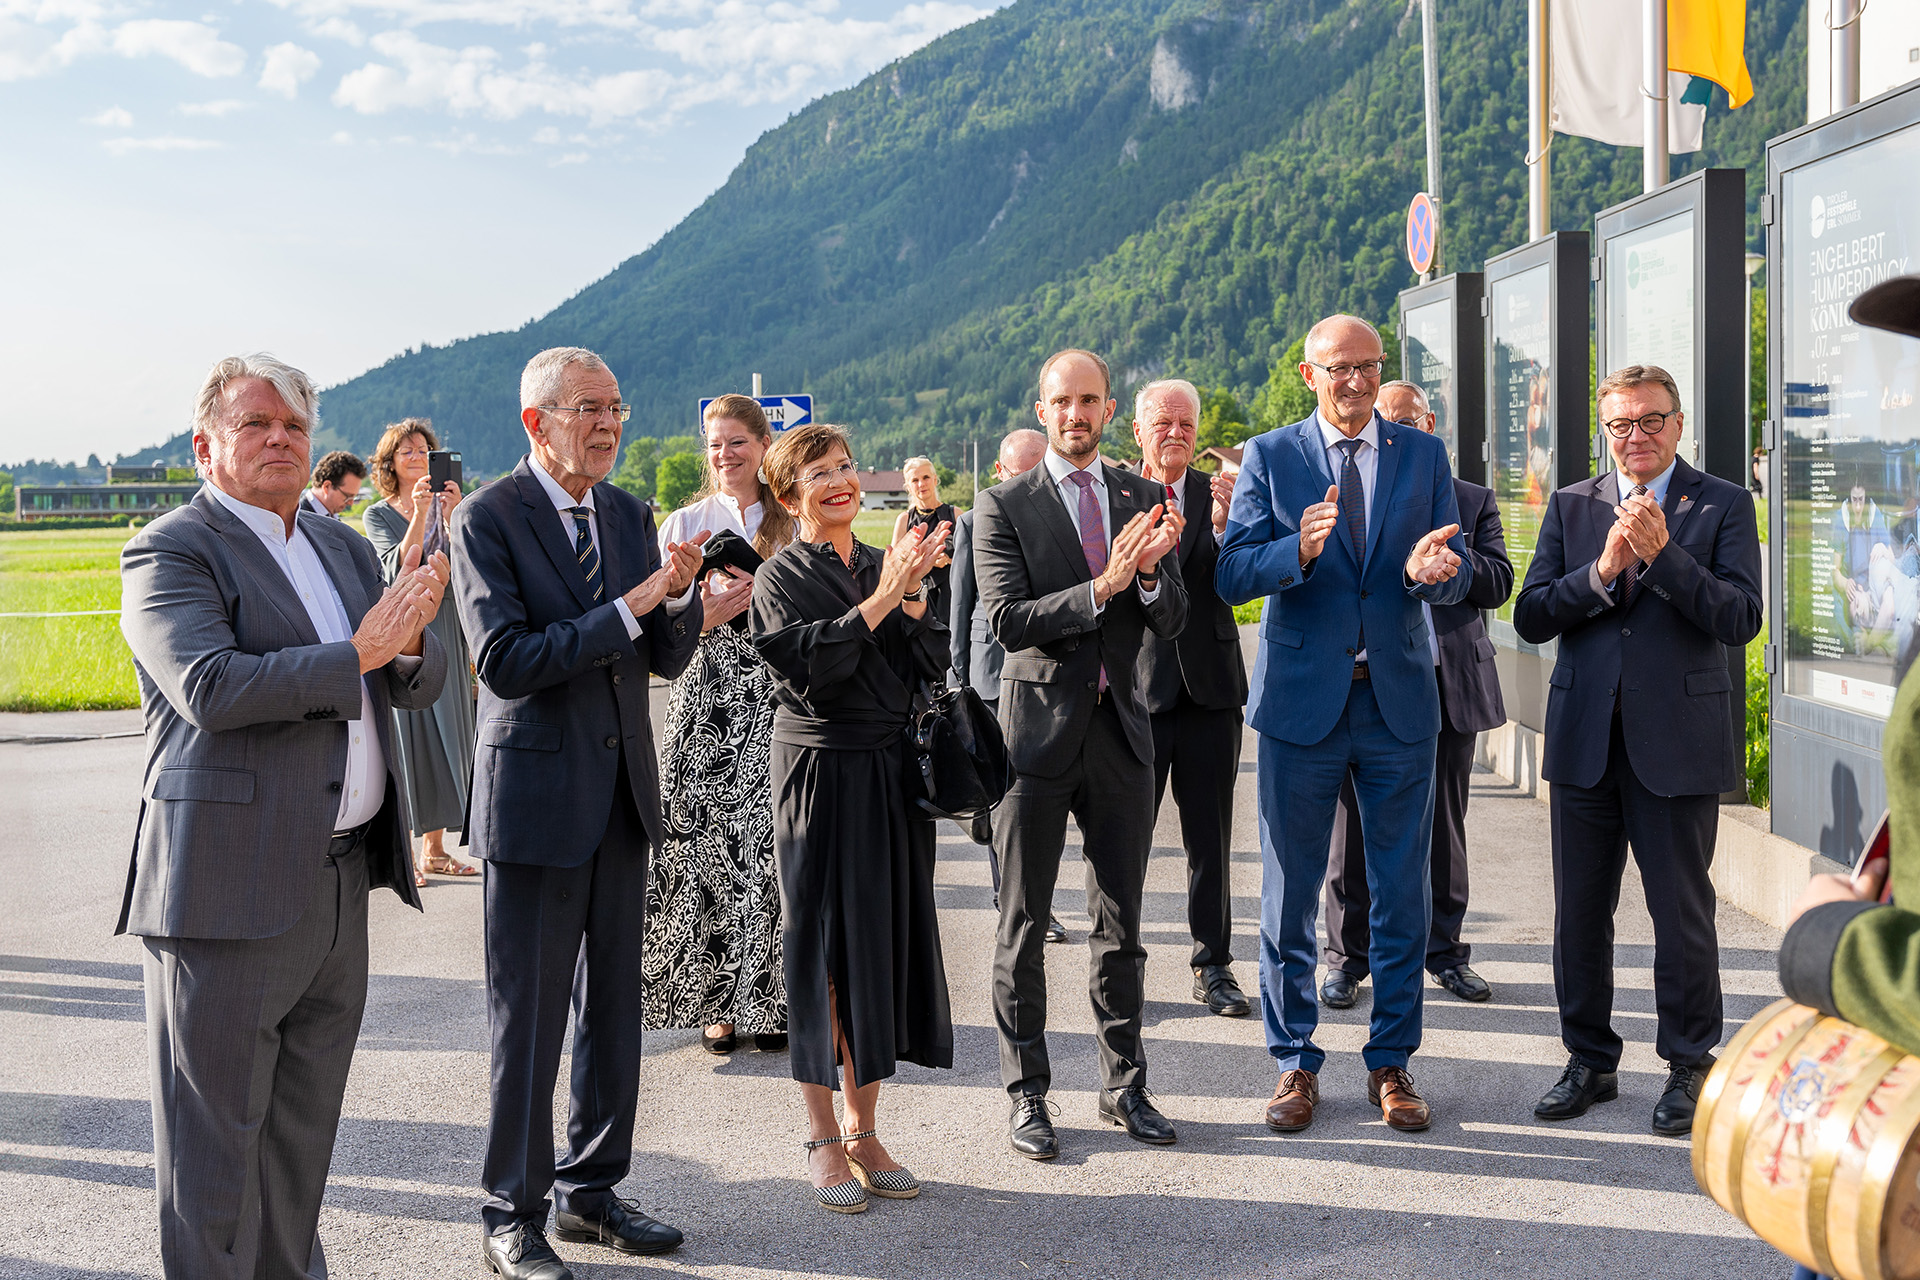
[1217, 314, 1471, 1137]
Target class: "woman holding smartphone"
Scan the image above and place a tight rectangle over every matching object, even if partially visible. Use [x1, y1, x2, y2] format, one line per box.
[363, 418, 474, 884]
[643, 395, 795, 1054]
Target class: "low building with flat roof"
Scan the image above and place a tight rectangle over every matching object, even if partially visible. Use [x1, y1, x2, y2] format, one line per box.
[16, 481, 202, 522]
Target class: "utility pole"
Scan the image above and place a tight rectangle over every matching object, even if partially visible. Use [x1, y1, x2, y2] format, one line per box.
[1420, 0, 1443, 277]
[1643, 0, 1669, 192]
[1527, 0, 1551, 239]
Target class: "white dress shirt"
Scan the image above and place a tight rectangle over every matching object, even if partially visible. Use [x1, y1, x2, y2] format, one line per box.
[661, 489, 786, 609]
[1587, 458, 1680, 603]
[207, 484, 406, 832]
[1140, 463, 1223, 547]
[527, 455, 695, 638]
[1042, 450, 1160, 612]
[301, 490, 334, 519]
[1317, 411, 1383, 662]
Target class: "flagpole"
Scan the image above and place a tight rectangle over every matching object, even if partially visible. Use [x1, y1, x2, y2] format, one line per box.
[1642, 0, 1669, 192]
[1527, 0, 1550, 238]
[1420, 0, 1443, 277]
[1830, 0, 1862, 116]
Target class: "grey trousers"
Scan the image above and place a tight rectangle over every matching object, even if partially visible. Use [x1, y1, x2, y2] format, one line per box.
[993, 697, 1155, 1098]
[143, 834, 370, 1280]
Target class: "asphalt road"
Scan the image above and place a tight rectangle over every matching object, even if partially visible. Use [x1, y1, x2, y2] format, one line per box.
[0, 690, 1790, 1279]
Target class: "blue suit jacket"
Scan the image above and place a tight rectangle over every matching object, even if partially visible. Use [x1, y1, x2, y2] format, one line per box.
[451, 458, 702, 867]
[1216, 413, 1471, 746]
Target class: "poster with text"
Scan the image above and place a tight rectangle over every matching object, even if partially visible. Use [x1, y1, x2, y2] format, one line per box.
[1489, 264, 1554, 638]
[1603, 210, 1699, 467]
[1405, 298, 1457, 470]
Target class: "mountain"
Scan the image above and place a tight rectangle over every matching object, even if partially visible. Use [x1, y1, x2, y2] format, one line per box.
[119, 0, 1810, 478]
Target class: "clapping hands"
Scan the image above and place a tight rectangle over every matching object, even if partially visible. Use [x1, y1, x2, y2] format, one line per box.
[1095, 505, 1180, 604]
[352, 543, 449, 672]
[1405, 524, 1462, 585]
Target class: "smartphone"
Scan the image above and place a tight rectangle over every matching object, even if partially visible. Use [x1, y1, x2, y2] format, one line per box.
[429, 450, 463, 491]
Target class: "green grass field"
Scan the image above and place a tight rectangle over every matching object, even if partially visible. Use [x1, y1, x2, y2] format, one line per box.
[0, 527, 140, 711]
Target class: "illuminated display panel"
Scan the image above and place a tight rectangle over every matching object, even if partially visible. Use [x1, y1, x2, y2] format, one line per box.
[1487, 262, 1555, 634]
[1603, 210, 1700, 466]
[1404, 297, 1458, 470]
[1780, 122, 1920, 720]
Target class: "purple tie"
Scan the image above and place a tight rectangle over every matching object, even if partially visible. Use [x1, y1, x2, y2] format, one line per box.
[1620, 483, 1648, 606]
[1066, 471, 1108, 692]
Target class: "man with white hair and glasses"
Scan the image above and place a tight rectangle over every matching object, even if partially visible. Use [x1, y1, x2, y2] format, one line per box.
[118, 353, 450, 1278]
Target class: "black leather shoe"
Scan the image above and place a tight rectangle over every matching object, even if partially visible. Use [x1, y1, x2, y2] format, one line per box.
[701, 1027, 736, 1055]
[1534, 1056, 1619, 1121]
[1009, 1094, 1059, 1160]
[1193, 965, 1251, 1017]
[1433, 965, 1492, 1002]
[1651, 1059, 1710, 1136]
[1319, 971, 1359, 1009]
[552, 1196, 682, 1256]
[1043, 915, 1069, 944]
[1099, 1086, 1176, 1144]
[754, 1032, 789, 1052]
[483, 1221, 573, 1280]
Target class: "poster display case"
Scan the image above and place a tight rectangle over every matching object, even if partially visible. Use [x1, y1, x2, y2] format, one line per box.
[1483, 232, 1592, 731]
[1397, 273, 1486, 484]
[1767, 83, 1920, 856]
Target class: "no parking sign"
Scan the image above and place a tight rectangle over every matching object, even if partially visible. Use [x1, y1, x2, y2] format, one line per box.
[1406, 192, 1437, 276]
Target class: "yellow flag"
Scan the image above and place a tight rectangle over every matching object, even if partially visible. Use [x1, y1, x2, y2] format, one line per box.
[1669, 0, 1753, 109]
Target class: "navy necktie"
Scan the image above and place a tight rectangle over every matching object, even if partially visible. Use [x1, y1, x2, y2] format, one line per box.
[1619, 484, 1648, 607]
[568, 507, 604, 602]
[1335, 438, 1367, 655]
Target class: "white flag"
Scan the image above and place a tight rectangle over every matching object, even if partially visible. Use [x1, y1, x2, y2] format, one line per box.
[1550, 0, 1706, 153]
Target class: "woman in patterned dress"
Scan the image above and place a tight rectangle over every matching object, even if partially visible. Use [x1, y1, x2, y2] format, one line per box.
[642, 394, 794, 1052]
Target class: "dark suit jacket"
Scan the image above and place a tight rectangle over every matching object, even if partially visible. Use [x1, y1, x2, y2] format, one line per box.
[948, 508, 1003, 700]
[1513, 458, 1763, 796]
[1433, 477, 1513, 735]
[1135, 466, 1248, 712]
[117, 487, 447, 939]
[973, 459, 1188, 778]
[452, 458, 702, 866]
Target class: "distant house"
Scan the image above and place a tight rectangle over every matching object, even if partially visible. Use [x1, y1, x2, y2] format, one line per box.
[16, 480, 202, 521]
[1199, 445, 1243, 475]
[108, 462, 171, 483]
[857, 469, 910, 510]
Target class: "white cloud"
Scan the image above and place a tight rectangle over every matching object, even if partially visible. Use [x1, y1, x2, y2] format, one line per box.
[333, 31, 676, 124]
[111, 19, 246, 77]
[258, 41, 320, 96]
[85, 104, 134, 126]
[102, 134, 224, 154]
[306, 17, 365, 46]
[178, 97, 248, 115]
[553, 150, 587, 164]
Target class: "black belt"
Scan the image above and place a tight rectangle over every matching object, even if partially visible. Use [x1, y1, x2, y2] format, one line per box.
[327, 822, 371, 862]
[1352, 662, 1370, 682]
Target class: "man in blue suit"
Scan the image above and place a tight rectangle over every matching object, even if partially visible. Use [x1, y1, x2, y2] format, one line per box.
[1217, 314, 1471, 1135]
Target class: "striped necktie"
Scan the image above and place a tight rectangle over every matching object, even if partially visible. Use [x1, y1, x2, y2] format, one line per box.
[1619, 483, 1648, 607]
[568, 506, 604, 602]
[1065, 471, 1108, 692]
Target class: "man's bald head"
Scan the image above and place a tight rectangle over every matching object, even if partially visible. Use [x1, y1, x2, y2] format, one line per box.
[1299, 314, 1386, 436]
[995, 427, 1048, 482]
[1303, 314, 1383, 364]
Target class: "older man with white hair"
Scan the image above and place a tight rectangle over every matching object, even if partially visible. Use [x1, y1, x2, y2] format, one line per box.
[1131, 378, 1251, 1017]
[453, 346, 706, 1280]
[118, 353, 450, 1278]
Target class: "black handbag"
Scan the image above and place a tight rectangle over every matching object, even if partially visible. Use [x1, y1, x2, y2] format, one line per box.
[907, 682, 1014, 822]
[698, 529, 764, 631]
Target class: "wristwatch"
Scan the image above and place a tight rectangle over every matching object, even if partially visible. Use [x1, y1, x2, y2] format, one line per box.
[901, 583, 924, 602]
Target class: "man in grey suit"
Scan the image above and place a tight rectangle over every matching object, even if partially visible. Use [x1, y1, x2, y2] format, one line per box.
[453, 347, 705, 1280]
[118, 353, 449, 1279]
[974, 347, 1188, 1158]
[949, 428, 1067, 939]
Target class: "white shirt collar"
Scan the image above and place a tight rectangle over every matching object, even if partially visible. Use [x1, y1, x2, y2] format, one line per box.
[529, 453, 595, 513]
[208, 481, 299, 545]
[1315, 409, 1380, 454]
[1044, 449, 1104, 489]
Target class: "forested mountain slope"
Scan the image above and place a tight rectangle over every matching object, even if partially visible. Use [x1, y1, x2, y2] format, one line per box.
[124, 0, 1809, 476]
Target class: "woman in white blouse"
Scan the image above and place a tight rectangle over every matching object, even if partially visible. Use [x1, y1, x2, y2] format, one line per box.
[642, 395, 796, 1054]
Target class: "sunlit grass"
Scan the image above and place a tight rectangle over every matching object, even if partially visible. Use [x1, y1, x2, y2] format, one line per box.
[0, 528, 138, 711]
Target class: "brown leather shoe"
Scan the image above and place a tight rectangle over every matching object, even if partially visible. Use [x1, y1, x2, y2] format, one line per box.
[1264, 1069, 1319, 1132]
[1367, 1065, 1431, 1132]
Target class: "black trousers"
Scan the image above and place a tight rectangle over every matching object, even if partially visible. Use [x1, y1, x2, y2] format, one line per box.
[1550, 716, 1723, 1072]
[480, 777, 650, 1233]
[1149, 693, 1243, 967]
[993, 696, 1154, 1098]
[1324, 696, 1475, 977]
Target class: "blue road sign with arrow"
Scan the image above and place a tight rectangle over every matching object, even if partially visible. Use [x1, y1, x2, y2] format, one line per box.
[699, 394, 813, 432]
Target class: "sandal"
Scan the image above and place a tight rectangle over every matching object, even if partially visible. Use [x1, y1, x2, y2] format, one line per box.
[414, 865, 428, 888]
[841, 1129, 920, 1199]
[424, 852, 479, 877]
[802, 1134, 867, 1213]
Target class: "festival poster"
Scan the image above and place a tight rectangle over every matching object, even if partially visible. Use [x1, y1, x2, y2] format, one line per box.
[1604, 210, 1699, 467]
[1489, 264, 1554, 637]
[1404, 297, 1457, 470]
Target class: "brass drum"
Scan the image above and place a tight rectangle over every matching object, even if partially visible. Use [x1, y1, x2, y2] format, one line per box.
[1693, 999, 1920, 1280]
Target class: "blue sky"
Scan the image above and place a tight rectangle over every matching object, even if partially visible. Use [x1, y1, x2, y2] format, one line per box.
[0, 0, 996, 464]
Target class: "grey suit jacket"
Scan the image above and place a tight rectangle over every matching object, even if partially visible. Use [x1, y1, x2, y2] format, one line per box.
[973, 460, 1188, 778]
[948, 509, 1003, 700]
[116, 486, 447, 941]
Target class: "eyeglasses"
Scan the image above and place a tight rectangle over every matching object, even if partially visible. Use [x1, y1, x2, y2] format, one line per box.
[1602, 411, 1676, 438]
[1387, 417, 1421, 428]
[799, 461, 858, 489]
[1306, 360, 1386, 382]
[538, 402, 632, 423]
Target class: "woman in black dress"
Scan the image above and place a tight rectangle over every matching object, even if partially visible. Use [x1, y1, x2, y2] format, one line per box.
[890, 456, 954, 628]
[751, 423, 954, 1214]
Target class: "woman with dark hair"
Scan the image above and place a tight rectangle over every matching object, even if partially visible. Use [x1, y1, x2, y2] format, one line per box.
[363, 418, 476, 884]
[643, 395, 795, 1054]
[751, 422, 953, 1213]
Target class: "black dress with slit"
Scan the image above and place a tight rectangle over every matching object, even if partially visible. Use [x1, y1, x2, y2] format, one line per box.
[750, 537, 954, 1089]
